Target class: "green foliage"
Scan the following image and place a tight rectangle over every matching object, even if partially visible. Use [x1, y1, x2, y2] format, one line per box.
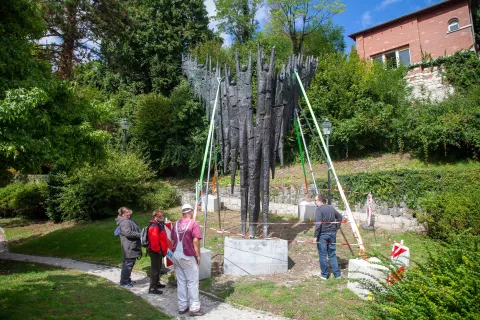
[57, 150, 154, 221]
[307, 50, 408, 158]
[101, 0, 214, 95]
[130, 80, 208, 175]
[45, 168, 67, 222]
[402, 86, 480, 161]
[213, 0, 262, 44]
[0, 81, 114, 172]
[267, 0, 345, 54]
[321, 166, 480, 207]
[364, 235, 480, 320]
[418, 190, 480, 240]
[140, 182, 179, 211]
[319, 166, 480, 239]
[0, 0, 50, 95]
[410, 51, 480, 91]
[0, 182, 47, 219]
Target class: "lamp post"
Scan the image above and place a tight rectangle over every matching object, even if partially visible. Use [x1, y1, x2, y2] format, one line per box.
[120, 118, 130, 153]
[322, 118, 333, 205]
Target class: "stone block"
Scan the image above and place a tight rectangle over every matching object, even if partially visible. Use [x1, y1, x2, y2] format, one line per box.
[201, 195, 220, 212]
[298, 201, 316, 221]
[347, 257, 388, 300]
[223, 237, 288, 276]
[199, 247, 211, 280]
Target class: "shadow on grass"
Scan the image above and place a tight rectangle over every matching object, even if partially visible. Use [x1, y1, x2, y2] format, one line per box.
[0, 260, 167, 320]
[0, 217, 49, 228]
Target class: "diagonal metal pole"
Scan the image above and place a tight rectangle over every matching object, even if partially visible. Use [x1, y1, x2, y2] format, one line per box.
[294, 69, 365, 254]
[202, 124, 215, 248]
[294, 111, 309, 198]
[194, 77, 224, 220]
[295, 108, 318, 195]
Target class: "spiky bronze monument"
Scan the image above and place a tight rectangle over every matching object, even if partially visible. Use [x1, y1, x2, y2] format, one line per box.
[182, 46, 318, 237]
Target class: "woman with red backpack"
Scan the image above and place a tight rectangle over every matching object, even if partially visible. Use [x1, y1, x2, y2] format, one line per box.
[147, 209, 169, 294]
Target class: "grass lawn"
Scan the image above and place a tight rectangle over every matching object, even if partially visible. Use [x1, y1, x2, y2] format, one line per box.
[0, 207, 184, 273]
[0, 207, 442, 320]
[0, 260, 171, 319]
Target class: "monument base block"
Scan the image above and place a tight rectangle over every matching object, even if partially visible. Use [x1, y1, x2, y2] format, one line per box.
[347, 257, 388, 300]
[198, 248, 212, 280]
[298, 201, 316, 221]
[201, 195, 220, 212]
[199, 248, 211, 280]
[224, 237, 288, 275]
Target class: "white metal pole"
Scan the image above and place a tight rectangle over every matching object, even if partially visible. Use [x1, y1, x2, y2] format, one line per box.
[294, 70, 365, 254]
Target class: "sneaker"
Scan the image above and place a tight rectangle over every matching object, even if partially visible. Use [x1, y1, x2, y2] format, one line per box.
[148, 289, 163, 295]
[179, 308, 189, 315]
[319, 276, 328, 280]
[335, 275, 342, 279]
[120, 283, 133, 288]
[128, 280, 137, 284]
[190, 309, 205, 317]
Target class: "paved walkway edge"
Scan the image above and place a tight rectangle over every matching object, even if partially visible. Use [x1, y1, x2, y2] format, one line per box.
[0, 227, 286, 320]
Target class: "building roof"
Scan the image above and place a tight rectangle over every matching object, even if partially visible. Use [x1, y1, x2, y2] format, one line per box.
[348, 0, 465, 40]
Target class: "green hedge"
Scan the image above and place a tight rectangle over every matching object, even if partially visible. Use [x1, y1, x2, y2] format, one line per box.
[0, 182, 47, 219]
[317, 166, 480, 239]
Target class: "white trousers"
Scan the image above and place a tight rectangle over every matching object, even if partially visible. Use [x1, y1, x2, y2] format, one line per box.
[174, 256, 200, 312]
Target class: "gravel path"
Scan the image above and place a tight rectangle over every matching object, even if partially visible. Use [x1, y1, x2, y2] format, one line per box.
[0, 227, 286, 320]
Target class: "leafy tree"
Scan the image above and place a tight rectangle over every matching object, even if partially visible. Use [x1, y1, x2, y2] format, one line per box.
[302, 20, 345, 56]
[306, 49, 408, 158]
[101, 0, 214, 95]
[0, 81, 114, 172]
[267, 0, 345, 54]
[213, 0, 262, 44]
[40, 0, 128, 79]
[130, 80, 207, 175]
[0, 0, 50, 95]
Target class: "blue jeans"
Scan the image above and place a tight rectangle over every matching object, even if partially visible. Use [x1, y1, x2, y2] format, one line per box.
[317, 232, 341, 278]
[120, 258, 136, 285]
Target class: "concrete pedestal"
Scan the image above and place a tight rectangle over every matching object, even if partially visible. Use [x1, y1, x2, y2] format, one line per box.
[224, 237, 288, 275]
[347, 257, 388, 300]
[199, 247, 211, 280]
[298, 201, 316, 221]
[201, 195, 220, 212]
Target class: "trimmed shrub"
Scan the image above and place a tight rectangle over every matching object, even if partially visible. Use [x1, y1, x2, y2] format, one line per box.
[0, 182, 47, 219]
[140, 182, 179, 211]
[317, 166, 480, 239]
[57, 150, 154, 221]
[45, 168, 67, 222]
[364, 235, 480, 319]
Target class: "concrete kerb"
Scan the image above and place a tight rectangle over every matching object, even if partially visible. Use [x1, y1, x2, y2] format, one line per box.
[0, 227, 287, 320]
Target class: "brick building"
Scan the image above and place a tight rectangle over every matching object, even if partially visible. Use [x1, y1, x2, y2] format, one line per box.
[349, 0, 477, 67]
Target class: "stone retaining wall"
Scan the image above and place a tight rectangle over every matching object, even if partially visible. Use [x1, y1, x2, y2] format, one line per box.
[406, 66, 454, 102]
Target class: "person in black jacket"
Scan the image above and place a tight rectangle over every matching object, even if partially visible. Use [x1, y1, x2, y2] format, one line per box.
[115, 207, 142, 288]
[313, 194, 343, 280]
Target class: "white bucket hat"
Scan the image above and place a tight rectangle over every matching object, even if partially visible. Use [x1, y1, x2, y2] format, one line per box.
[181, 203, 193, 213]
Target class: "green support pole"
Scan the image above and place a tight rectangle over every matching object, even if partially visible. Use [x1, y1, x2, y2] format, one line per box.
[294, 110, 310, 197]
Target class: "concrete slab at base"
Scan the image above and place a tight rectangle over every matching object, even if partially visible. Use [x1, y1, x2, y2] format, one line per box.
[298, 201, 316, 222]
[199, 247, 211, 280]
[224, 237, 288, 275]
[201, 195, 220, 212]
[347, 257, 388, 299]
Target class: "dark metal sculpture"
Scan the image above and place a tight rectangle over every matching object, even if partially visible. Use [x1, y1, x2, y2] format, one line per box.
[181, 47, 318, 237]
